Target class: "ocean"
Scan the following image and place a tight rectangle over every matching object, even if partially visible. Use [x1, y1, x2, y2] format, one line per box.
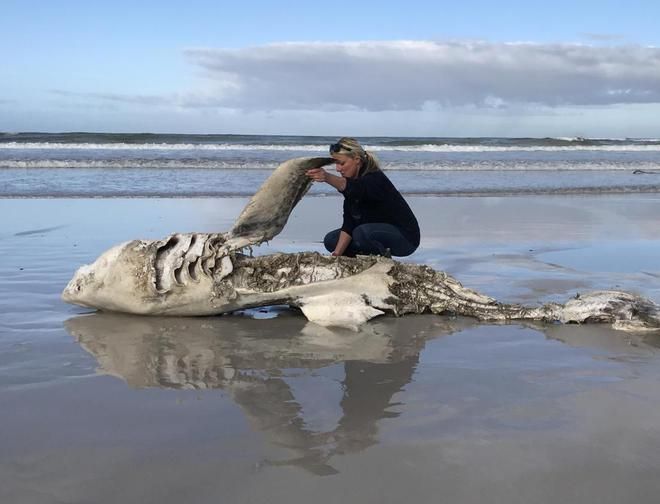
[1, 132, 660, 197]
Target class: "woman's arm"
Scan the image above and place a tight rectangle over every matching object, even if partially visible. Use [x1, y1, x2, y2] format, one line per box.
[306, 168, 352, 255]
[306, 168, 347, 192]
[333, 231, 352, 256]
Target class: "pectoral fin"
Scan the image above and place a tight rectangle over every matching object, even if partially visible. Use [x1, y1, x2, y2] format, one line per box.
[298, 292, 385, 330]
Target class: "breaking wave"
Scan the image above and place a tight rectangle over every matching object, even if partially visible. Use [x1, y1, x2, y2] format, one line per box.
[3, 141, 660, 153]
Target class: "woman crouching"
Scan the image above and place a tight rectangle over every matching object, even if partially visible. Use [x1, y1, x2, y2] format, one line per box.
[306, 137, 420, 257]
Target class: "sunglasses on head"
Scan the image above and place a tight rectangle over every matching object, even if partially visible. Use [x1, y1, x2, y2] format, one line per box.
[329, 142, 352, 154]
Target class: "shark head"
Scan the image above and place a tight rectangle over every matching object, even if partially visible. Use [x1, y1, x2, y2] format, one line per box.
[62, 240, 157, 313]
[62, 234, 228, 315]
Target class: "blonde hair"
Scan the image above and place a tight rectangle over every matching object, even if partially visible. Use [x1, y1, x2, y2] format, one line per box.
[330, 137, 381, 175]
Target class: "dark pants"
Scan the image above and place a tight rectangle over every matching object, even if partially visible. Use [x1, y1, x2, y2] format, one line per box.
[323, 224, 417, 257]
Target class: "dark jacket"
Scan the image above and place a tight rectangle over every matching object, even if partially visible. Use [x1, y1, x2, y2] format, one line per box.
[340, 170, 420, 247]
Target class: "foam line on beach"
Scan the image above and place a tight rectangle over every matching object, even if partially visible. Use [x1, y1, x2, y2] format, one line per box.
[2, 160, 660, 171]
[4, 142, 660, 153]
[4, 185, 660, 199]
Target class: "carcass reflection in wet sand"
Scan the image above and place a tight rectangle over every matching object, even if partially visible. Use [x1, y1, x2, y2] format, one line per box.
[64, 312, 473, 475]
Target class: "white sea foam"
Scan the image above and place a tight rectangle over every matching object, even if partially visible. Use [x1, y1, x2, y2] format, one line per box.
[1, 159, 659, 171]
[3, 142, 660, 153]
[0, 142, 322, 151]
[0, 159, 280, 170]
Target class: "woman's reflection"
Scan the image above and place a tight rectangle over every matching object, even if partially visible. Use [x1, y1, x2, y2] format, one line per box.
[65, 312, 472, 475]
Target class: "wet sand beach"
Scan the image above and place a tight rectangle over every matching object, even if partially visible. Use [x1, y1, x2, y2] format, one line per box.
[2, 194, 660, 503]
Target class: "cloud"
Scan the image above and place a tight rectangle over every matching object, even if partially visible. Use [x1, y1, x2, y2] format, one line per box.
[184, 41, 660, 111]
[580, 33, 625, 42]
[51, 89, 170, 106]
[49, 89, 237, 110]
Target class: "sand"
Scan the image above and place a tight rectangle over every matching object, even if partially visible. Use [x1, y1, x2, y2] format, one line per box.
[2, 194, 660, 503]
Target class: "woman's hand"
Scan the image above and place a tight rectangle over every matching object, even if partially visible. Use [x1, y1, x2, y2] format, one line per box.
[306, 168, 347, 192]
[306, 168, 328, 182]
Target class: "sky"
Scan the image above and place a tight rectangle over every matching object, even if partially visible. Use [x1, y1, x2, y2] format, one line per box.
[2, 0, 660, 137]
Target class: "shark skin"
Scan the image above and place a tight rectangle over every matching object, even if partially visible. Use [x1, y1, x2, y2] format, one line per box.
[62, 157, 660, 331]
